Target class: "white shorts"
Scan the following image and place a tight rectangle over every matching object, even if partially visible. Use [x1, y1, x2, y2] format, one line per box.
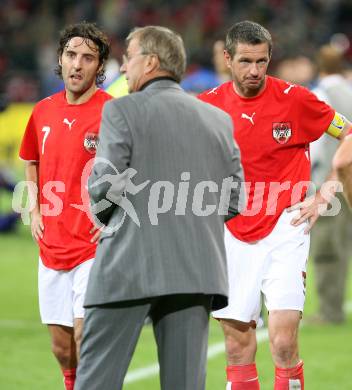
[213, 210, 309, 324]
[38, 258, 94, 327]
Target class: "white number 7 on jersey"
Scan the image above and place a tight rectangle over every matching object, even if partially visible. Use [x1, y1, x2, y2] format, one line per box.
[42, 126, 51, 155]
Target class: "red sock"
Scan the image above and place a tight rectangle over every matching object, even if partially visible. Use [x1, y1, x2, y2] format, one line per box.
[274, 361, 304, 390]
[226, 364, 260, 389]
[62, 368, 76, 390]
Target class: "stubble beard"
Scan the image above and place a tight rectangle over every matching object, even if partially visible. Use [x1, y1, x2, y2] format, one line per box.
[233, 76, 265, 98]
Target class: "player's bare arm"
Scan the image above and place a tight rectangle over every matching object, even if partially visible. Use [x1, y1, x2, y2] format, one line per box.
[333, 119, 352, 207]
[25, 161, 44, 241]
[290, 114, 352, 232]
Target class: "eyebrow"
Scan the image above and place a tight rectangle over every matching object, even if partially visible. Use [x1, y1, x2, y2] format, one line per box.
[64, 48, 97, 58]
[239, 55, 268, 61]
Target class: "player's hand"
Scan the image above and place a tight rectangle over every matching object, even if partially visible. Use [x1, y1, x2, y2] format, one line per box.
[89, 225, 102, 243]
[30, 210, 44, 241]
[288, 192, 328, 233]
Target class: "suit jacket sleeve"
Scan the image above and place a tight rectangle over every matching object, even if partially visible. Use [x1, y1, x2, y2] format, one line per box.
[224, 118, 246, 222]
[88, 100, 132, 226]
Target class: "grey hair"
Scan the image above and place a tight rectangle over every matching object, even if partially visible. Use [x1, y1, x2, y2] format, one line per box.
[126, 26, 186, 82]
[225, 20, 272, 58]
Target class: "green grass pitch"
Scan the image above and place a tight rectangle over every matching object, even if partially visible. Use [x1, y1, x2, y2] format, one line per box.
[0, 223, 351, 389]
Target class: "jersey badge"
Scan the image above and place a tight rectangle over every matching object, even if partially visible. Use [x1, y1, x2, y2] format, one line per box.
[84, 132, 99, 154]
[272, 122, 292, 144]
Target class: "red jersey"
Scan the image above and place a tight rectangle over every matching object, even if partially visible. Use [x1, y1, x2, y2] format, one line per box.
[198, 76, 334, 242]
[20, 89, 112, 270]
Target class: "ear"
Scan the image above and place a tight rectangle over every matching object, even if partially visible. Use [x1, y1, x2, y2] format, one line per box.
[97, 62, 104, 74]
[58, 56, 62, 66]
[224, 50, 232, 69]
[144, 54, 159, 75]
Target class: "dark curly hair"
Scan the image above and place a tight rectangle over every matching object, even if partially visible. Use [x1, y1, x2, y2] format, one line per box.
[55, 21, 110, 86]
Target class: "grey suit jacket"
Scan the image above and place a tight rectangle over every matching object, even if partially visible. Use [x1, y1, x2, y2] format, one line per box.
[86, 79, 244, 310]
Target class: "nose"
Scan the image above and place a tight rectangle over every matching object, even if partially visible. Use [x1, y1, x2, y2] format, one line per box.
[249, 63, 259, 76]
[120, 61, 127, 74]
[73, 55, 82, 70]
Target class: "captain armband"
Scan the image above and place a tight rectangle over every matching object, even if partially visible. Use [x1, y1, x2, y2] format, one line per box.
[326, 112, 346, 138]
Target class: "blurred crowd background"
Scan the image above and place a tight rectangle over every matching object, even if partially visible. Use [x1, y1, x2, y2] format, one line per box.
[0, 0, 352, 102]
[0, 0, 352, 232]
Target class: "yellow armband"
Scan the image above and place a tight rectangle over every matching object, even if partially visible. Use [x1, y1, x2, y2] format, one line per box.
[326, 112, 346, 138]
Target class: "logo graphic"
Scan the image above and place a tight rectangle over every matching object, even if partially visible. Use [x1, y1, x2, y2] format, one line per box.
[241, 112, 255, 125]
[63, 118, 76, 130]
[288, 379, 302, 389]
[70, 157, 150, 233]
[207, 87, 219, 95]
[84, 132, 99, 154]
[302, 271, 307, 295]
[90, 167, 150, 229]
[272, 122, 292, 144]
[283, 83, 295, 94]
[331, 114, 345, 130]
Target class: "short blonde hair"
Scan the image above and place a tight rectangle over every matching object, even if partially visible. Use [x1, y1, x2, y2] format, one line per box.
[127, 26, 186, 82]
[317, 44, 343, 75]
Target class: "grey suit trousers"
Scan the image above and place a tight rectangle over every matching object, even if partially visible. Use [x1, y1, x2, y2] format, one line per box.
[75, 294, 212, 390]
[310, 194, 352, 323]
